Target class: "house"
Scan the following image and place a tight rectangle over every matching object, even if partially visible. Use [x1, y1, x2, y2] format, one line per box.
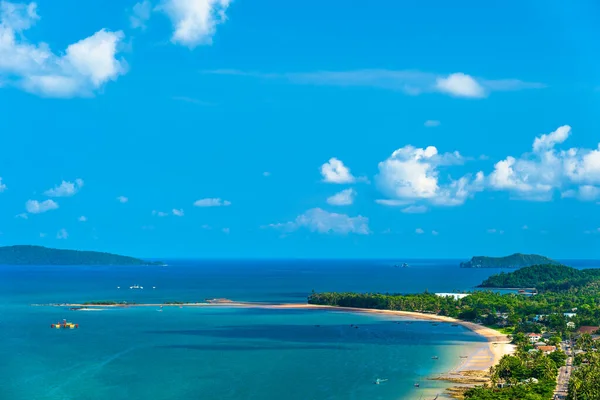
[567, 322, 576, 329]
[527, 333, 542, 343]
[537, 345, 556, 355]
[533, 341, 547, 348]
[533, 315, 547, 322]
[522, 378, 539, 384]
[577, 326, 600, 335]
[563, 313, 577, 319]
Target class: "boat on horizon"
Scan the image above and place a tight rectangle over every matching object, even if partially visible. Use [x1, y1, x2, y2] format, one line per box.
[129, 285, 143, 289]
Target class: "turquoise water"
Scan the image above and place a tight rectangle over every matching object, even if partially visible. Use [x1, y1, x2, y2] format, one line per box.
[2, 259, 596, 399]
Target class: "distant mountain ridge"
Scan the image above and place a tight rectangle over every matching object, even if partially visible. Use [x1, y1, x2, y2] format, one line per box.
[460, 253, 560, 269]
[0, 245, 163, 266]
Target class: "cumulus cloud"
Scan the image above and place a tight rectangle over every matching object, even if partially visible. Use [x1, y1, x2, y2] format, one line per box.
[78, 216, 87, 222]
[15, 213, 27, 219]
[0, 2, 126, 97]
[487, 125, 600, 201]
[320, 157, 356, 184]
[44, 179, 83, 197]
[157, 0, 231, 48]
[26, 199, 58, 213]
[424, 120, 440, 127]
[435, 73, 486, 98]
[194, 197, 231, 207]
[203, 69, 545, 99]
[326, 188, 355, 206]
[130, 0, 151, 29]
[172, 208, 184, 216]
[152, 210, 169, 217]
[222, 227, 230, 234]
[263, 171, 271, 177]
[56, 228, 68, 239]
[415, 228, 424, 234]
[375, 145, 483, 207]
[117, 196, 128, 203]
[431, 230, 439, 235]
[267, 208, 370, 235]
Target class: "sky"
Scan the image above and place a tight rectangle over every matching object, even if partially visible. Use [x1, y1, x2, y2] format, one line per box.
[1, 0, 600, 259]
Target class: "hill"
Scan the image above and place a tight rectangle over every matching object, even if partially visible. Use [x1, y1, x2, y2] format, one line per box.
[459, 253, 560, 268]
[0, 245, 163, 266]
[479, 264, 600, 291]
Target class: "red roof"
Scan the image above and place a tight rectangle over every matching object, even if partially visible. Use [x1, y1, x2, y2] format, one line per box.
[577, 326, 599, 334]
[537, 346, 556, 352]
[527, 333, 541, 337]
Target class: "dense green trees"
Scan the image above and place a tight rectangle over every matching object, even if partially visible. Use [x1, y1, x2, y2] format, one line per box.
[567, 339, 600, 399]
[479, 264, 600, 292]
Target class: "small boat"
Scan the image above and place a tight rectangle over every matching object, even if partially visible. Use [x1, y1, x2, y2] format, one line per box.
[129, 285, 143, 290]
[431, 356, 439, 360]
[460, 356, 468, 359]
[414, 383, 420, 387]
[51, 319, 78, 329]
[374, 378, 388, 385]
[402, 263, 409, 268]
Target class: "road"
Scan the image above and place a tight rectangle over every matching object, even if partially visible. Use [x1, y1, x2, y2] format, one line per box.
[554, 340, 574, 400]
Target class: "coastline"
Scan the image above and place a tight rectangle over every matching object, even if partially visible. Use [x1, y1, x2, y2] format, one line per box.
[42, 301, 514, 372]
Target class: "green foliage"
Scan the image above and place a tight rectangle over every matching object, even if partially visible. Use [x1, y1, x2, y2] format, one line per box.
[460, 253, 560, 269]
[567, 343, 600, 399]
[479, 264, 600, 291]
[0, 245, 163, 266]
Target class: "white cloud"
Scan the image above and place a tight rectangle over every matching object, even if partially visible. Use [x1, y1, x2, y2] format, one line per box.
[39, 232, 46, 237]
[152, 210, 168, 217]
[487, 125, 600, 201]
[0, 3, 126, 97]
[222, 227, 230, 234]
[194, 197, 231, 207]
[402, 205, 428, 214]
[376, 145, 483, 207]
[431, 230, 439, 235]
[44, 179, 83, 197]
[320, 157, 356, 184]
[267, 208, 370, 235]
[263, 171, 271, 177]
[26, 199, 58, 214]
[415, 228, 424, 234]
[435, 73, 486, 98]
[487, 228, 497, 234]
[424, 120, 440, 127]
[203, 69, 545, 98]
[375, 199, 412, 207]
[201, 224, 211, 229]
[326, 188, 356, 206]
[15, 213, 27, 219]
[0, 177, 5, 192]
[157, 0, 231, 48]
[117, 196, 129, 203]
[78, 216, 87, 222]
[172, 208, 184, 216]
[56, 228, 68, 239]
[522, 225, 529, 230]
[130, 0, 151, 29]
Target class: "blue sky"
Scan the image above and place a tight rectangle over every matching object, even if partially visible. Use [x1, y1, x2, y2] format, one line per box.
[1, 0, 600, 259]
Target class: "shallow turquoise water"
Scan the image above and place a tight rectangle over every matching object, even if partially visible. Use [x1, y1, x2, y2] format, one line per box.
[5, 259, 593, 400]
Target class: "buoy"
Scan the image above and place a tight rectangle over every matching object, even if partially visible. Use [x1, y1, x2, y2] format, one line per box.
[75, 324, 79, 328]
[51, 324, 54, 328]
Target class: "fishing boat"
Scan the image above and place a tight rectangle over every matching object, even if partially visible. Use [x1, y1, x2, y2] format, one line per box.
[431, 356, 439, 360]
[460, 356, 468, 359]
[402, 263, 409, 268]
[374, 378, 388, 385]
[414, 383, 420, 387]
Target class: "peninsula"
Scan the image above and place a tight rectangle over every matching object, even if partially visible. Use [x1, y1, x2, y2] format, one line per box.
[459, 253, 559, 268]
[0, 245, 163, 266]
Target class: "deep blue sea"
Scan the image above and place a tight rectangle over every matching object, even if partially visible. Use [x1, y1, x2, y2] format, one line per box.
[1, 259, 597, 400]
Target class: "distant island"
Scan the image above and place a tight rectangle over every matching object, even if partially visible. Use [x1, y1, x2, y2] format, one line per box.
[459, 253, 560, 268]
[0, 245, 163, 266]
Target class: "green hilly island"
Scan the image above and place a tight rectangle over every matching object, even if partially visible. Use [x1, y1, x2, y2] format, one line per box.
[459, 253, 560, 268]
[0, 245, 163, 266]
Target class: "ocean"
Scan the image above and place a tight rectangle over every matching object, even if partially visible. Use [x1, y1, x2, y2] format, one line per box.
[1, 259, 596, 400]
